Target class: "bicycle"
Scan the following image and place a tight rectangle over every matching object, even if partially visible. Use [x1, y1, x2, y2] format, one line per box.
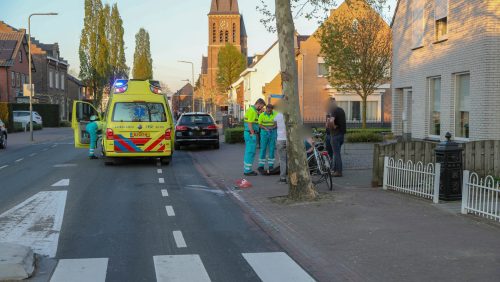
[307, 130, 333, 191]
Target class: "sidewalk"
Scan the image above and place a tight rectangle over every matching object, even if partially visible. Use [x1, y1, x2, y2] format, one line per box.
[190, 141, 500, 282]
[7, 127, 73, 147]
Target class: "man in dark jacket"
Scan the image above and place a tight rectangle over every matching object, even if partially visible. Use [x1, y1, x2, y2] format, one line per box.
[328, 99, 346, 177]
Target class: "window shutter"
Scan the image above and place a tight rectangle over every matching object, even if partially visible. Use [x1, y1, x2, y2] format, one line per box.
[435, 0, 448, 20]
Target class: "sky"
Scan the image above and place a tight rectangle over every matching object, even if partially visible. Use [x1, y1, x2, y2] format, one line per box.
[1, 0, 397, 92]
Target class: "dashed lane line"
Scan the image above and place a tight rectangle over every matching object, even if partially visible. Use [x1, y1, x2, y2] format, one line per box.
[161, 189, 169, 197]
[173, 231, 187, 248]
[51, 179, 70, 187]
[15, 158, 24, 162]
[29, 153, 37, 157]
[157, 169, 163, 174]
[51, 144, 57, 148]
[159, 178, 165, 184]
[165, 206, 175, 216]
[0, 165, 8, 170]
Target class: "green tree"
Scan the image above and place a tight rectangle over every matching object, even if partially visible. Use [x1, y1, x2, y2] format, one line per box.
[79, 0, 103, 106]
[216, 43, 246, 104]
[319, 0, 391, 128]
[132, 28, 153, 80]
[108, 3, 128, 82]
[94, 3, 111, 107]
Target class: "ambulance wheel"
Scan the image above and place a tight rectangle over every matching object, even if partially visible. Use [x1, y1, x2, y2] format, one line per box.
[161, 157, 171, 165]
[104, 157, 116, 166]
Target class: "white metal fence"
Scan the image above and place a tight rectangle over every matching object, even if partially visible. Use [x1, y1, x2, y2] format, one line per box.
[461, 171, 500, 222]
[383, 157, 441, 203]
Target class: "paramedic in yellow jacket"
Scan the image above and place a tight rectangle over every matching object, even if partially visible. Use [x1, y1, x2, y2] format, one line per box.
[258, 104, 277, 174]
[243, 99, 266, 176]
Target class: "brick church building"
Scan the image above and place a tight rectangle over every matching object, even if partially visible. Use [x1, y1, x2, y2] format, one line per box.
[198, 0, 248, 112]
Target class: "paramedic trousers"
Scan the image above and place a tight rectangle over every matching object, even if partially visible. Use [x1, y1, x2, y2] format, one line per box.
[258, 129, 276, 169]
[244, 131, 257, 173]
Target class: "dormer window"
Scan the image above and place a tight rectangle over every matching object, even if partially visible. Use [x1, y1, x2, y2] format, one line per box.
[435, 17, 448, 41]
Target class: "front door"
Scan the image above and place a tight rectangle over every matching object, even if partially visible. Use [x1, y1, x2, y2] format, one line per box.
[71, 101, 101, 148]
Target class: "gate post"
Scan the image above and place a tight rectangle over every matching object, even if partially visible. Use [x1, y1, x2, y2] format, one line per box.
[461, 170, 470, 214]
[383, 156, 389, 190]
[433, 163, 441, 203]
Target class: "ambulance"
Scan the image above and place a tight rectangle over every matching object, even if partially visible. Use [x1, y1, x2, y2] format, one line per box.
[71, 79, 174, 165]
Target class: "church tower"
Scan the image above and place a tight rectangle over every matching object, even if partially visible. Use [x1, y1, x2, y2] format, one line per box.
[206, 0, 247, 92]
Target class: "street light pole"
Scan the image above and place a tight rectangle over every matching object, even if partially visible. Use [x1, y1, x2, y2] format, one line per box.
[28, 12, 58, 142]
[178, 60, 196, 112]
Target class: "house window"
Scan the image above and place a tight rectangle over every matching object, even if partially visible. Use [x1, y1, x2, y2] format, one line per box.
[232, 23, 236, 43]
[212, 23, 216, 43]
[49, 70, 53, 88]
[219, 30, 223, 43]
[455, 73, 470, 138]
[366, 101, 378, 121]
[60, 74, 65, 90]
[351, 101, 361, 121]
[19, 51, 22, 63]
[317, 57, 328, 77]
[412, 0, 424, 48]
[55, 71, 59, 89]
[16, 73, 20, 87]
[11, 72, 15, 87]
[225, 30, 229, 43]
[429, 77, 441, 136]
[435, 17, 448, 41]
[21, 74, 25, 86]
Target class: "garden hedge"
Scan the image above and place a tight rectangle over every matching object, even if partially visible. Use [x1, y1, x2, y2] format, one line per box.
[5, 103, 60, 131]
[224, 127, 244, 143]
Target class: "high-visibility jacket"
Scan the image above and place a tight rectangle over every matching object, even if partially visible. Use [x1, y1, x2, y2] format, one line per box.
[258, 111, 277, 127]
[244, 106, 259, 132]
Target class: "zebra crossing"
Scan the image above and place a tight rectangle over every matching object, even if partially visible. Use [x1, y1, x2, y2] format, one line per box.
[49, 252, 314, 282]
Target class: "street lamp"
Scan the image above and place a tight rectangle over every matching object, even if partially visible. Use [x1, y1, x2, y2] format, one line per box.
[28, 12, 58, 142]
[178, 60, 196, 111]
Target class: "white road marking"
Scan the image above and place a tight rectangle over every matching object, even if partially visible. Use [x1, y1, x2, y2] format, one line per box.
[173, 230, 187, 248]
[157, 160, 161, 167]
[52, 179, 70, 187]
[153, 255, 211, 282]
[29, 153, 37, 157]
[161, 189, 169, 197]
[50, 258, 108, 282]
[159, 178, 165, 184]
[0, 165, 8, 170]
[157, 169, 163, 174]
[43, 148, 49, 151]
[15, 158, 24, 162]
[53, 164, 77, 168]
[0, 191, 67, 257]
[165, 206, 175, 216]
[242, 252, 315, 282]
[51, 144, 57, 148]
[184, 186, 226, 195]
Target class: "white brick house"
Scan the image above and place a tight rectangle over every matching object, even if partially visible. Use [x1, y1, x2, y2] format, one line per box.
[391, 0, 500, 141]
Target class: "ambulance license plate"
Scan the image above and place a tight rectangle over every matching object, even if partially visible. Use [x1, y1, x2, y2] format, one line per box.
[130, 132, 150, 138]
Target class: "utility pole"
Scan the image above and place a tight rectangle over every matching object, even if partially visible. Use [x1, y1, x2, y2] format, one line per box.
[28, 12, 58, 142]
[178, 61, 196, 112]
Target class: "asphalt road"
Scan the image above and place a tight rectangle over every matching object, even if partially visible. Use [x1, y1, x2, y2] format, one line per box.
[0, 130, 314, 282]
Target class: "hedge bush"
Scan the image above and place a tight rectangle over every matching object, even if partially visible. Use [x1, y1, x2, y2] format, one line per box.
[346, 131, 383, 143]
[12, 122, 42, 132]
[0, 103, 8, 123]
[10, 103, 60, 128]
[59, 120, 72, 127]
[224, 127, 244, 144]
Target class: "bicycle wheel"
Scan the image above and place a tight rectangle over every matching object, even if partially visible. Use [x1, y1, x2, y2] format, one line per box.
[308, 154, 323, 185]
[321, 154, 333, 191]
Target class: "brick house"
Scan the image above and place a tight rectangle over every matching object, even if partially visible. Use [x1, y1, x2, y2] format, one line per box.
[30, 39, 69, 119]
[297, 1, 392, 126]
[0, 28, 32, 103]
[391, 0, 500, 141]
[172, 83, 196, 114]
[66, 74, 85, 119]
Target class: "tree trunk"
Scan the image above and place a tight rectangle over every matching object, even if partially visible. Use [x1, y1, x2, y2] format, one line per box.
[275, 0, 316, 201]
[362, 95, 367, 129]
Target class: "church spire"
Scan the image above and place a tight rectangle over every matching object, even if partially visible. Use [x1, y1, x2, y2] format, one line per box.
[209, 0, 239, 14]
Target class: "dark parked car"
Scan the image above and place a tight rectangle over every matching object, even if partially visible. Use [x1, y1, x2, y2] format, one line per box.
[0, 118, 7, 149]
[174, 113, 219, 150]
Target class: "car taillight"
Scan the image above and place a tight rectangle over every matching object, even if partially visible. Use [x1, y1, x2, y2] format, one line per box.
[165, 129, 172, 140]
[175, 125, 188, 131]
[321, 151, 329, 156]
[106, 128, 114, 139]
[206, 125, 217, 130]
